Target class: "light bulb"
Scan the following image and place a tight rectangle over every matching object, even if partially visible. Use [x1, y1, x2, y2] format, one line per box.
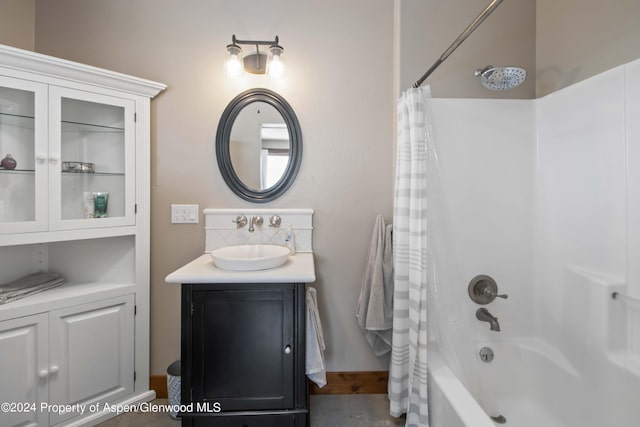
[225, 53, 244, 78]
[268, 53, 284, 79]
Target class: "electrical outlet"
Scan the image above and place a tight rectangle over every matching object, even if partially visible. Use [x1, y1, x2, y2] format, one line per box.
[171, 204, 199, 224]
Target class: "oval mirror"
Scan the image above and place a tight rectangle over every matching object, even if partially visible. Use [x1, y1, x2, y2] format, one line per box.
[216, 88, 302, 202]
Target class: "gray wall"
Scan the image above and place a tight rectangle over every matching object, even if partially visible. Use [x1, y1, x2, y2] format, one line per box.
[0, 0, 34, 51]
[33, 0, 394, 374]
[397, 0, 536, 99]
[536, 0, 640, 96]
[398, 0, 640, 99]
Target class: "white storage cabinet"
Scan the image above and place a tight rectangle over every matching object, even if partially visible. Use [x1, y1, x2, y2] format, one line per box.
[0, 44, 165, 426]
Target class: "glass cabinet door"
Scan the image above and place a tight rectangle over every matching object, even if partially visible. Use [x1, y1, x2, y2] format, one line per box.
[49, 87, 135, 230]
[0, 76, 48, 234]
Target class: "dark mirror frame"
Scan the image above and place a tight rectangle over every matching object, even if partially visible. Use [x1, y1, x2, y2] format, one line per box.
[216, 88, 302, 203]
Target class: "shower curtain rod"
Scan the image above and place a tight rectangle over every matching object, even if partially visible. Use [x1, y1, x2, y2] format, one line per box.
[413, 0, 504, 88]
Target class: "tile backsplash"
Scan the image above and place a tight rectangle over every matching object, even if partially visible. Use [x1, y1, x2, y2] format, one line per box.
[204, 208, 314, 253]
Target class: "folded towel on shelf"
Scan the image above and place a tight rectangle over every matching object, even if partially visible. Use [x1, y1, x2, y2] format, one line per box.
[0, 271, 64, 304]
[306, 286, 326, 388]
[356, 214, 393, 356]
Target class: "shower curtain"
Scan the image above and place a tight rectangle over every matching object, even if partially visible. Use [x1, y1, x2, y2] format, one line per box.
[388, 87, 430, 427]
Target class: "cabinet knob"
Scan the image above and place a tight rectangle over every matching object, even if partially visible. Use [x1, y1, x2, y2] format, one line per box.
[49, 365, 59, 374]
[49, 156, 59, 165]
[39, 369, 49, 379]
[284, 345, 292, 355]
[36, 153, 47, 164]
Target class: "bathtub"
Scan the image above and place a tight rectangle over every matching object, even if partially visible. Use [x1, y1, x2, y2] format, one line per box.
[427, 266, 640, 426]
[430, 333, 640, 427]
[428, 348, 495, 427]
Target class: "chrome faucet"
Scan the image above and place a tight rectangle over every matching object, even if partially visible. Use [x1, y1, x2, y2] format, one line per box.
[476, 308, 500, 331]
[248, 215, 263, 232]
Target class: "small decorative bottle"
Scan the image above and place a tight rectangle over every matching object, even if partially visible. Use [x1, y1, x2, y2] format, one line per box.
[0, 154, 17, 170]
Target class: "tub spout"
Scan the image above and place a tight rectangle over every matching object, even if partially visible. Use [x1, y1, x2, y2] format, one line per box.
[476, 308, 500, 331]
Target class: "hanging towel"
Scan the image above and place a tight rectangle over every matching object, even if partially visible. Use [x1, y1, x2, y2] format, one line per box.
[306, 287, 326, 387]
[356, 214, 394, 356]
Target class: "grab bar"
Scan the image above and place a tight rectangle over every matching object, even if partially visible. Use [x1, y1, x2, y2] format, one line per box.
[611, 292, 640, 304]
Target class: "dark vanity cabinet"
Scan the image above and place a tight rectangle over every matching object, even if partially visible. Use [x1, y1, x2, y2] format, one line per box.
[181, 283, 308, 427]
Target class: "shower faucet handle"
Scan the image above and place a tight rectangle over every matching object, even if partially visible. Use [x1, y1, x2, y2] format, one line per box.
[482, 288, 508, 300]
[468, 275, 508, 304]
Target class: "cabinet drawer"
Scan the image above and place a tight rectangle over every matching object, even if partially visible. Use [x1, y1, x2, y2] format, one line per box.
[191, 413, 296, 427]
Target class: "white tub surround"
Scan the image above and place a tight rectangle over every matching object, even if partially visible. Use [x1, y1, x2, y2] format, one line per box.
[165, 252, 315, 284]
[428, 57, 640, 426]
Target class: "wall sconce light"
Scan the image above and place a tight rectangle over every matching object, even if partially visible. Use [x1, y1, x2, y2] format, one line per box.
[225, 35, 285, 79]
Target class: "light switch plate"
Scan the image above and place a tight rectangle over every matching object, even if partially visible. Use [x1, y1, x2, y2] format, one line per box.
[171, 204, 199, 224]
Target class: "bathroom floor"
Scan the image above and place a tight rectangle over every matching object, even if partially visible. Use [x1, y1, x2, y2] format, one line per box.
[97, 396, 405, 426]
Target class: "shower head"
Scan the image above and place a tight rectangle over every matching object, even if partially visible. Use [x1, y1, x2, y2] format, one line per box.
[475, 65, 526, 91]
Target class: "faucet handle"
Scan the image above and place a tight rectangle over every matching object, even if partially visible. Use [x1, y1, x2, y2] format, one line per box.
[482, 288, 508, 300]
[232, 215, 247, 228]
[269, 215, 282, 228]
[468, 275, 507, 304]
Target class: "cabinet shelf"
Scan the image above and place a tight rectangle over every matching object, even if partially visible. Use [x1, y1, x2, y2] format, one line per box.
[0, 112, 35, 129]
[0, 281, 135, 322]
[0, 114, 123, 133]
[0, 169, 125, 176]
[62, 171, 125, 177]
[0, 168, 35, 174]
[62, 120, 124, 133]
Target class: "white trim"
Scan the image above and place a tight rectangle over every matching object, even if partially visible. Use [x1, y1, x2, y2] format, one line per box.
[0, 225, 137, 247]
[202, 208, 314, 215]
[0, 44, 166, 97]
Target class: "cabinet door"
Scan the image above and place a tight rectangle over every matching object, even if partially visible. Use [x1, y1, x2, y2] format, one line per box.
[0, 313, 49, 427]
[191, 288, 295, 411]
[0, 76, 48, 234]
[48, 294, 135, 425]
[49, 86, 136, 230]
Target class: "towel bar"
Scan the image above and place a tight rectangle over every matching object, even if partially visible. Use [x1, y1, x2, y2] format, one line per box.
[611, 292, 640, 304]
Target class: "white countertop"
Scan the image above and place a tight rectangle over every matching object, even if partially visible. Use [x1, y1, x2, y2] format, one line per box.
[165, 252, 315, 284]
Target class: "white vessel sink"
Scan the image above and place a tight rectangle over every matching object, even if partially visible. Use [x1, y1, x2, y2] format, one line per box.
[210, 244, 291, 271]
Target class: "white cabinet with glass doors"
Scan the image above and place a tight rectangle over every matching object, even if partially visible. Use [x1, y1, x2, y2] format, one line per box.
[0, 44, 165, 426]
[0, 77, 137, 237]
[0, 75, 47, 234]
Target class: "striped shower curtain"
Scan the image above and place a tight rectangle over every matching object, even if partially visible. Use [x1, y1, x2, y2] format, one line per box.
[389, 86, 430, 427]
